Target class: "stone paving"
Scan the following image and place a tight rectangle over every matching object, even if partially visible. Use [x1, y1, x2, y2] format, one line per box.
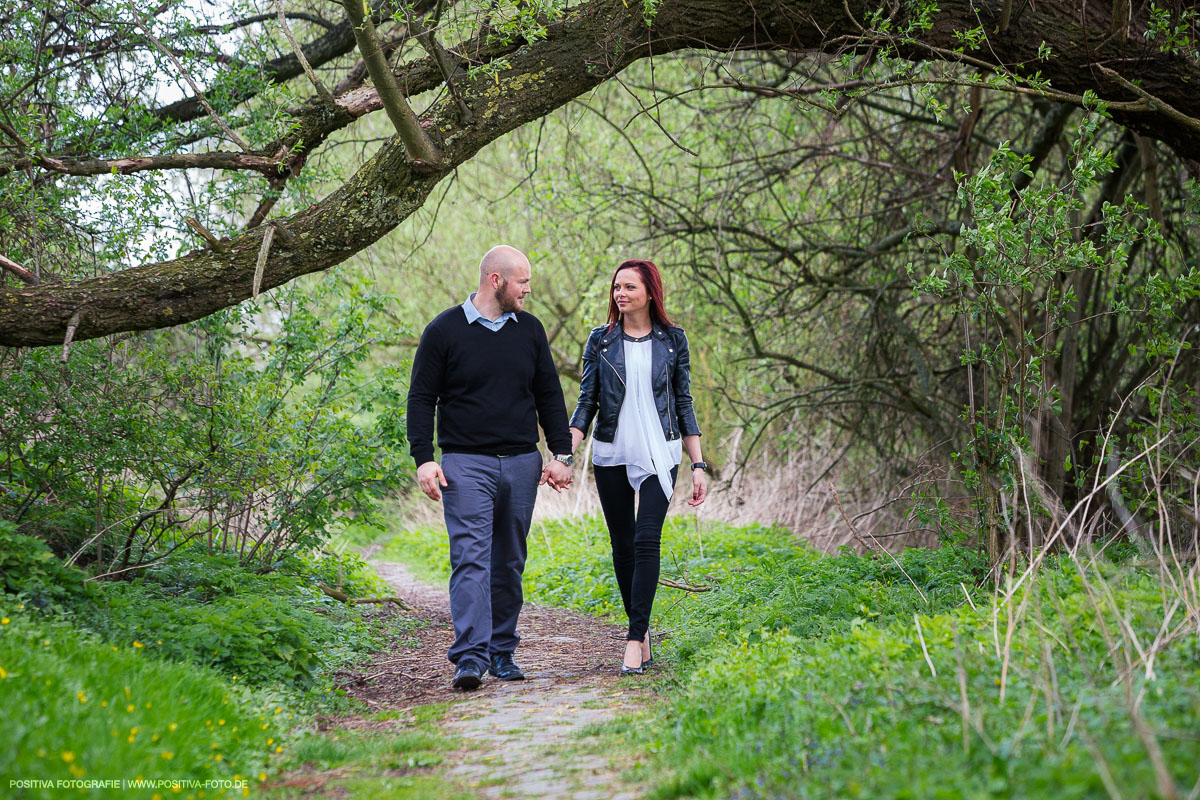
[362, 559, 649, 800]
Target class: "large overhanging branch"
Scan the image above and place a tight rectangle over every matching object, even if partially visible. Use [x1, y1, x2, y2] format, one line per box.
[3, 0, 1199, 348]
[0, 152, 287, 179]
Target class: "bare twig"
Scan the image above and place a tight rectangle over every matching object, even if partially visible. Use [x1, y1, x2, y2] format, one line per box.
[253, 224, 275, 298]
[184, 217, 228, 253]
[131, 15, 251, 152]
[276, 0, 336, 106]
[61, 309, 83, 362]
[0, 253, 38, 285]
[914, 613, 937, 677]
[831, 481, 929, 604]
[658, 577, 714, 592]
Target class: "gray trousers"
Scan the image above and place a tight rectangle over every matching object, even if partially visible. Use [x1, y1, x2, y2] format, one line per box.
[441, 451, 541, 666]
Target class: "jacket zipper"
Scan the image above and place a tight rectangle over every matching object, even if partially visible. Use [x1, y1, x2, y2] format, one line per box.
[663, 359, 676, 438]
[601, 350, 625, 386]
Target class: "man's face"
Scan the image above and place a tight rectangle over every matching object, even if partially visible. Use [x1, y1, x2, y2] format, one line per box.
[495, 262, 532, 314]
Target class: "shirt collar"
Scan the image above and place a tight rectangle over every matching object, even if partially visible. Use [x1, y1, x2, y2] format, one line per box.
[462, 293, 518, 325]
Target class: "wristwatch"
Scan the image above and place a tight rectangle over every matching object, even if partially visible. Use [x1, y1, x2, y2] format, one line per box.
[691, 461, 708, 471]
[553, 453, 575, 467]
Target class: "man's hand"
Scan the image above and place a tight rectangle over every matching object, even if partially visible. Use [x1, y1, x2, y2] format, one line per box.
[417, 461, 448, 501]
[539, 460, 573, 493]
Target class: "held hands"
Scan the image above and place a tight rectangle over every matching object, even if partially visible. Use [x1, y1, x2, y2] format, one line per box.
[539, 460, 573, 492]
[417, 461, 448, 501]
[688, 467, 707, 506]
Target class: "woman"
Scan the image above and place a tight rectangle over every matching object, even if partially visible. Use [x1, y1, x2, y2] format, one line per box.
[568, 259, 707, 675]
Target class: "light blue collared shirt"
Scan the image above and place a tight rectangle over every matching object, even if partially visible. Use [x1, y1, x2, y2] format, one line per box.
[462, 293, 518, 332]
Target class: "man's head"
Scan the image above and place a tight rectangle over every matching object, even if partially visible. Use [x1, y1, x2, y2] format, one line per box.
[478, 245, 532, 315]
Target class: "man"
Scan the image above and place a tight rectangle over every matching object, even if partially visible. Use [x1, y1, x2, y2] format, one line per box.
[406, 245, 575, 691]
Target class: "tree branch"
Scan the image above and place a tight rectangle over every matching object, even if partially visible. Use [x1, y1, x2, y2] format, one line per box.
[0, 151, 285, 179]
[342, 0, 441, 167]
[0, 254, 39, 286]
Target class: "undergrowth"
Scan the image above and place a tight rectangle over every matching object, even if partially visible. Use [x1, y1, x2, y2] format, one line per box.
[0, 521, 426, 798]
[382, 512, 1200, 798]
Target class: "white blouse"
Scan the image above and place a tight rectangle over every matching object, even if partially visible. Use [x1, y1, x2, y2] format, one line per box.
[591, 337, 682, 497]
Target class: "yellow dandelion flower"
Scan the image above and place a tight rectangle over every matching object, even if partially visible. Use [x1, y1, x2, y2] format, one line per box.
[126, 704, 135, 712]
[133, 641, 144, 649]
[1, 617, 8, 624]
[37, 749, 46, 758]
[242, 789, 250, 798]
[152, 733, 159, 742]
[0, 667, 7, 679]
[123, 686, 131, 700]
[157, 640, 163, 644]
[100, 701, 108, 707]
[69, 765, 85, 778]
[112, 646, 118, 651]
[211, 743, 218, 750]
[169, 723, 177, 731]
[218, 719, 225, 726]
[260, 724, 267, 730]
[127, 736, 136, 743]
[77, 691, 87, 703]
[145, 702, 152, 708]
[214, 754, 222, 761]
[61, 751, 75, 762]
[160, 751, 174, 760]
[275, 746, 282, 754]
[42, 639, 49, 646]
[274, 708, 282, 714]
[153, 794, 162, 800]
[266, 738, 274, 745]
[257, 773, 266, 782]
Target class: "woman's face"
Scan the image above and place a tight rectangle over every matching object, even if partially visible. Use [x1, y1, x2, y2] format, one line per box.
[613, 268, 649, 318]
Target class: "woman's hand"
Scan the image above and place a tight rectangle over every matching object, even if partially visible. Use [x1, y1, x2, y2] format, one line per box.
[569, 426, 585, 454]
[688, 467, 707, 506]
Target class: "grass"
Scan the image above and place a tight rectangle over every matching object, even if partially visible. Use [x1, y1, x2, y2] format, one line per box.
[0, 533, 432, 799]
[380, 511, 1200, 799]
[0, 608, 288, 799]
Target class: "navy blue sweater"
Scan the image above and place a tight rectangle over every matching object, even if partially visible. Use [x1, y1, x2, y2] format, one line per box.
[406, 306, 571, 466]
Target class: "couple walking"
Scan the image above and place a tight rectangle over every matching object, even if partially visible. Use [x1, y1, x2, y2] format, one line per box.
[406, 245, 707, 690]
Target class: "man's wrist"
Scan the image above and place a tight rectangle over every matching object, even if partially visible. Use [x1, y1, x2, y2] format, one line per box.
[552, 453, 575, 468]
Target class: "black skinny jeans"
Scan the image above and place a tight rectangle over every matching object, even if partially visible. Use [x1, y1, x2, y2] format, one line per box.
[593, 464, 678, 642]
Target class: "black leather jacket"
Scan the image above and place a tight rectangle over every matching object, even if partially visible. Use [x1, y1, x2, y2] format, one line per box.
[569, 322, 702, 443]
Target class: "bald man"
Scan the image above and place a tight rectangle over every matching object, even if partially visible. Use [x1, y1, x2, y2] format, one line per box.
[406, 245, 574, 690]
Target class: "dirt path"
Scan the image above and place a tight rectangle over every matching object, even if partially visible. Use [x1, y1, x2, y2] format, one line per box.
[329, 558, 650, 799]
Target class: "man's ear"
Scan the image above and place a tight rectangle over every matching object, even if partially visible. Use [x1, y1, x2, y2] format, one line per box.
[487, 272, 503, 289]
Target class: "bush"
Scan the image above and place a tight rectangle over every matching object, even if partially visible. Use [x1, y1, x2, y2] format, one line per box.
[0, 521, 93, 610]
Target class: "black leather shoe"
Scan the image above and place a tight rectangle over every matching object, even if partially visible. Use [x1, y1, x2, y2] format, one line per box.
[452, 660, 484, 690]
[488, 652, 526, 681]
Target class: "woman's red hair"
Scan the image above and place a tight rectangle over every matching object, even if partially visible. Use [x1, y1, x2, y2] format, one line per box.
[605, 259, 673, 331]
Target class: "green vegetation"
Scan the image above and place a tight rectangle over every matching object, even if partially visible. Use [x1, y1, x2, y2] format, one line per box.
[1, 609, 285, 794]
[385, 514, 1199, 798]
[0, 518, 428, 798]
